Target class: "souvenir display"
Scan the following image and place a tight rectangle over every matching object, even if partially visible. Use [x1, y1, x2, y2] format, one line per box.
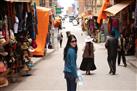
[0, 1, 38, 87]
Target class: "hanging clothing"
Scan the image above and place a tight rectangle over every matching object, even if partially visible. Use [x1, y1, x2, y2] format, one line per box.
[15, 3, 24, 31]
[135, 0, 137, 27]
[108, 17, 112, 33]
[26, 12, 36, 39]
[33, 2, 38, 34]
[112, 28, 120, 39]
[111, 18, 120, 39]
[14, 16, 19, 34]
[112, 18, 119, 29]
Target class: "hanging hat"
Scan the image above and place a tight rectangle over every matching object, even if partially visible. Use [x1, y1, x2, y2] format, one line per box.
[85, 36, 93, 42]
[0, 77, 8, 87]
[0, 35, 6, 44]
[28, 46, 35, 52]
[0, 62, 7, 73]
[0, 35, 4, 39]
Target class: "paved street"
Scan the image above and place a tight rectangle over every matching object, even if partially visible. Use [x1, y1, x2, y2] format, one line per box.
[1, 19, 137, 91]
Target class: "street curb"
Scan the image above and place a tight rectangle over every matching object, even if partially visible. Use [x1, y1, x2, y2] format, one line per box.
[128, 61, 137, 69]
[32, 49, 56, 66]
[126, 56, 137, 69]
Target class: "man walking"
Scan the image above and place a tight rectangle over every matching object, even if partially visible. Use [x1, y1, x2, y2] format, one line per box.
[118, 33, 127, 67]
[105, 32, 118, 75]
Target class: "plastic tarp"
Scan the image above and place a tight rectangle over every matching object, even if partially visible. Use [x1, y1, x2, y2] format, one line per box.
[32, 7, 50, 56]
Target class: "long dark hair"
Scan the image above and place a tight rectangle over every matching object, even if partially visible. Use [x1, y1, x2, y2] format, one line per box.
[63, 34, 78, 60]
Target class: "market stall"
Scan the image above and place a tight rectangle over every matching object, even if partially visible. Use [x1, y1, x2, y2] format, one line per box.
[0, 0, 37, 87]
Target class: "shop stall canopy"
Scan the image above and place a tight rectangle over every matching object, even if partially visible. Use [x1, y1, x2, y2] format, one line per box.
[5, 0, 32, 2]
[104, 0, 133, 16]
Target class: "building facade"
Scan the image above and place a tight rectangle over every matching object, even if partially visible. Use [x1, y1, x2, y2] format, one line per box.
[78, 0, 102, 14]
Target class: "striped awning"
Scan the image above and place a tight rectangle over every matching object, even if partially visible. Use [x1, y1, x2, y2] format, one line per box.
[104, 1, 133, 16]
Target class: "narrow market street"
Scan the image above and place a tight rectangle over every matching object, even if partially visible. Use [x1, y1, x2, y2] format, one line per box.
[1, 19, 137, 91]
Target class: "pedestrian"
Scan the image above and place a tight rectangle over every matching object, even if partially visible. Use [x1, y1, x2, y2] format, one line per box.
[63, 34, 78, 91]
[66, 31, 71, 38]
[80, 36, 96, 75]
[57, 32, 63, 48]
[117, 33, 127, 67]
[105, 32, 118, 75]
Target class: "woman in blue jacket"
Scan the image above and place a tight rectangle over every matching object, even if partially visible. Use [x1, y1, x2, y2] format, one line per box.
[63, 34, 78, 91]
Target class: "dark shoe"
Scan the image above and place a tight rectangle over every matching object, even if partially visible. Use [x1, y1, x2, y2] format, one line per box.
[118, 64, 120, 66]
[86, 71, 91, 75]
[87, 72, 91, 75]
[124, 64, 127, 67]
[86, 71, 88, 75]
[112, 73, 116, 75]
[109, 71, 112, 74]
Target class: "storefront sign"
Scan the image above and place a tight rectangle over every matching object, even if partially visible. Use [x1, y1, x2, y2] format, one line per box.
[56, 8, 62, 14]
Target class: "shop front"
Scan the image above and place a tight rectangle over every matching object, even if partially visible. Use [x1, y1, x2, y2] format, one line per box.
[0, 0, 38, 87]
[104, 0, 136, 56]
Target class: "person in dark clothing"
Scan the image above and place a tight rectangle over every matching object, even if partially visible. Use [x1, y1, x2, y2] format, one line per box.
[80, 36, 96, 75]
[118, 34, 127, 67]
[105, 32, 118, 75]
[57, 32, 63, 48]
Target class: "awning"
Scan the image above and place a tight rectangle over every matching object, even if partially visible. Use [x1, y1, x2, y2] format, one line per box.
[104, 1, 133, 16]
[5, 0, 32, 2]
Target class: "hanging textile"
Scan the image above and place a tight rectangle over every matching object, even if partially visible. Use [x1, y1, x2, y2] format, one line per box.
[135, 0, 137, 27]
[111, 18, 120, 39]
[97, 0, 110, 24]
[32, 7, 49, 56]
[112, 18, 119, 29]
[15, 2, 24, 32]
[107, 17, 112, 33]
[33, 2, 38, 34]
[7, 2, 15, 30]
[14, 16, 19, 34]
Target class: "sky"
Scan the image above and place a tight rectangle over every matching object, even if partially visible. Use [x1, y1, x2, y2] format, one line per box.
[57, 0, 75, 9]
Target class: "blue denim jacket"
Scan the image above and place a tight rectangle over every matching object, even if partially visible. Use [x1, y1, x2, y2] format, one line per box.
[64, 48, 78, 78]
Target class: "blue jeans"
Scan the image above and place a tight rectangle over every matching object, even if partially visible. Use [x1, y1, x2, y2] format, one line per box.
[65, 72, 77, 91]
